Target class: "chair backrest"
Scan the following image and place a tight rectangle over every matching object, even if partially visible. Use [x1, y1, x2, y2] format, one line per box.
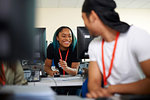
[81, 78, 88, 98]
[81, 77, 104, 98]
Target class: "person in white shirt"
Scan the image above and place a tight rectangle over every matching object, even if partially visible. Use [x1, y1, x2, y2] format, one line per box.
[81, 0, 150, 98]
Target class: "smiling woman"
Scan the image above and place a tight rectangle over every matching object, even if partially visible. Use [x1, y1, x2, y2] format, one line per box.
[56, 28, 73, 50]
[44, 26, 81, 76]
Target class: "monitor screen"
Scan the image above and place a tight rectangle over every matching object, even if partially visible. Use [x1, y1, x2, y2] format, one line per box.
[77, 27, 94, 59]
[33, 28, 46, 61]
[0, 0, 35, 60]
[28, 28, 47, 64]
[22, 28, 47, 65]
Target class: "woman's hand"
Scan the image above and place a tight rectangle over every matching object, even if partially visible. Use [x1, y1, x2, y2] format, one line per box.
[49, 70, 59, 76]
[59, 59, 68, 71]
[58, 59, 79, 75]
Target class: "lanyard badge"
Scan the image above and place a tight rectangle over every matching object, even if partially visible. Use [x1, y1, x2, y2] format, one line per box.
[59, 48, 69, 75]
[102, 32, 120, 86]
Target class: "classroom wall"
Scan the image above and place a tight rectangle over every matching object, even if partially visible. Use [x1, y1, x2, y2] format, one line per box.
[35, 8, 150, 44]
[35, 8, 84, 44]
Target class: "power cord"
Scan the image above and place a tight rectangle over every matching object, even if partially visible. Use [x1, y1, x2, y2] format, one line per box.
[51, 77, 57, 92]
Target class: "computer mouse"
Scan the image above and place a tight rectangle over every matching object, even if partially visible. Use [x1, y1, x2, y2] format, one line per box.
[54, 74, 60, 77]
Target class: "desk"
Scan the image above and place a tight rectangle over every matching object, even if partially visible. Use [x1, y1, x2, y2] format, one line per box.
[1, 86, 150, 100]
[28, 75, 84, 87]
[27, 75, 84, 95]
[56, 95, 150, 100]
[56, 95, 93, 100]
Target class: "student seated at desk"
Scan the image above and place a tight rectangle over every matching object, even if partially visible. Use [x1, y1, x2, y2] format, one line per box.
[81, 0, 150, 98]
[44, 26, 81, 77]
[0, 60, 27, 86]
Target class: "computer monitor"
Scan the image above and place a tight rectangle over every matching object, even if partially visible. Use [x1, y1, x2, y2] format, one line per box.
[22, 28, 47, 65]
[33, 28, 47, 62]
[77, 27, 94, 59]
[0, 0, 35, 60]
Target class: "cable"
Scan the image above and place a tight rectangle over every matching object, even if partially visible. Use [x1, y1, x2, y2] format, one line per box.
[51, 77, 57, 92]
[52, 77, 57, 86]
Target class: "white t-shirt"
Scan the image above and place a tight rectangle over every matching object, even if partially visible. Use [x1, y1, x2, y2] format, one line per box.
[88, 25, 150, 86]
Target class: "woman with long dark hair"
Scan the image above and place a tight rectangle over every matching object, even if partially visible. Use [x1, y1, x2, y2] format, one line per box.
[44, 26, 80, 76]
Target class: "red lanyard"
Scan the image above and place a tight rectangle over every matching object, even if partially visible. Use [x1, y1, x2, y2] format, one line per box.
[102, 32, 120, 86]
[0, 63, 6, 85]
[59, 48, 69, 75]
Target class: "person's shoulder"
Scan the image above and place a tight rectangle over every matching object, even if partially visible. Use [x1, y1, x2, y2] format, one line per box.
[88, 36, 102, 49]
[90, 36, 102, 45]
[128, 25, 150, 36]
[47, 42, 53, 47]
[126, 25, 150, 48]
[47, 42, 54, 49]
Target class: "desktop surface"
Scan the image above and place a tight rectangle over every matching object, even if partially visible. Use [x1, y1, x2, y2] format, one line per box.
[1, 88, 150, 100]
[28, 74, 84, 87]
[96, 95, 150, 100]
[0, 86, 55, 100]
[56, 95, 150, 100]
[27, 74, 84, 96]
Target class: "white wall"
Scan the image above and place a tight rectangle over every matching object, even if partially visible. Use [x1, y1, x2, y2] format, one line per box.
[117, 9, 150, 33]
[35, 8, 84, 44]
[35, 8, 150, 44]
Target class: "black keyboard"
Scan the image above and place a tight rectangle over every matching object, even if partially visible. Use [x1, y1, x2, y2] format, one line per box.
[120, 95, 150, 100]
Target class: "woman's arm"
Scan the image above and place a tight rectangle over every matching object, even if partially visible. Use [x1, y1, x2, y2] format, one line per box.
[67, 62, 80, 75]
[59, 59, 80, 75]
[44, 58, 59, 76]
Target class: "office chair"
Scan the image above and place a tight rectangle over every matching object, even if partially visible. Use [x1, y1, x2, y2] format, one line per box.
[81, 77, 104, 98]
[81, 78, 88, 98]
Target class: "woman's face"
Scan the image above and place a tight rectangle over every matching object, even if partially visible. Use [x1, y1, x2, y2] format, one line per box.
[57, 28, 72, 50]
